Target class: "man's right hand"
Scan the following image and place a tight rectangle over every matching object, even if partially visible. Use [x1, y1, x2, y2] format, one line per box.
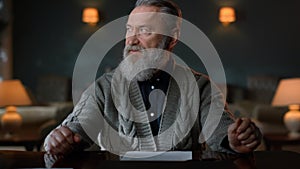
[44, 126, 81, 155]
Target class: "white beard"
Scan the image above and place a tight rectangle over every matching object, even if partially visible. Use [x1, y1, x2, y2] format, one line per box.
[119, 39, 170, 81]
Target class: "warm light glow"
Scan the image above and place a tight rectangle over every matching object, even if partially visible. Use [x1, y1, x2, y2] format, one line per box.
[272, 78, 300, 136]
[82, 8, 99, 25]
[1, 106, 23, 134]
[219, 7, 236, 25]
[0, 80, 32, 106]
[0, 80, 32, 135]
[272, 78, 300, 106]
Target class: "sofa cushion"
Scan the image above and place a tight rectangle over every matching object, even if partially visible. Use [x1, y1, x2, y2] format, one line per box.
[252, 104, 288, 134]
[0, 106, 57, 124]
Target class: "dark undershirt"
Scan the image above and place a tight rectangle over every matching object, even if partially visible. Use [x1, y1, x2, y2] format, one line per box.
[138, 71, 170, 136]
[137, 70, 233, 151]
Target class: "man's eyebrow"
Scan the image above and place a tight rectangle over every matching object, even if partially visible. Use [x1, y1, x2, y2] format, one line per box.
[126, 24, 152, 29]
[139, 25, 152, 28]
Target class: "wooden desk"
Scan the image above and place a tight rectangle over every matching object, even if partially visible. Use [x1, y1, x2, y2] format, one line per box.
[0, 125, 42, 151]
[1, 150, 300, 169]
[263, 133, 300, 150]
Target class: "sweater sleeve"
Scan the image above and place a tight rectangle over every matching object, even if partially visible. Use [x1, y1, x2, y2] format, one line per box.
[197, 75, 236, 154]
[58, 79, 106, 150]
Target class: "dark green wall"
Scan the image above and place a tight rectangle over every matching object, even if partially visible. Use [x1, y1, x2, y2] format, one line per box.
[12, 0, 300, 92]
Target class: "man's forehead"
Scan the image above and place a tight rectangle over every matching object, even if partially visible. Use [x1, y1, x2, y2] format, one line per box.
[127, 6, 164, 27]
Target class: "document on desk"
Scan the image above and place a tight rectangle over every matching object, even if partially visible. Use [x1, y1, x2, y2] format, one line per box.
[120, 151, 192, 161]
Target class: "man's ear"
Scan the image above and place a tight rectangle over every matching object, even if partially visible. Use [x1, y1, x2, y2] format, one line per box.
[168, 38, 178, 50]
[168, 28, 180, 50]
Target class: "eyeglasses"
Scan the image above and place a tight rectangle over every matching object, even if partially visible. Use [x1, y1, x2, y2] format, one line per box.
[126, 25, 154, 38]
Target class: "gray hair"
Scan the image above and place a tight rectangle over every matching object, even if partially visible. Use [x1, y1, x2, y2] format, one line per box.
[135, 0, 182, 17]
[135, 0, 181, 30]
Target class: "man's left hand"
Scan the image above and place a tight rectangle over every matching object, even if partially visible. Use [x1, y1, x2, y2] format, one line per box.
[228, 118, 262, 153]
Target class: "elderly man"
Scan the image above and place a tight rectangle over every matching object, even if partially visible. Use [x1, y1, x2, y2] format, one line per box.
[44, 0, 261, 155]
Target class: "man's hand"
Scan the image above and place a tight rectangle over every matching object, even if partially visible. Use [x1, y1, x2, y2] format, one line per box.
[228, 118, 261, 153]
[44, 126, 81, 155]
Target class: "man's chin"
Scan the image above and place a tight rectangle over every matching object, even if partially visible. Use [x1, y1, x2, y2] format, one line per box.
[120, 48, 170, 81]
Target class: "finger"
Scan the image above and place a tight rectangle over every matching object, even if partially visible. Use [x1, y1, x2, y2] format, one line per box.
[237, 118, 251, 134]
[53, 131, 73, 153]
[48, 137, 64, 155]
[228, 118, 242, 134]
[48, 129, 72, 154]
[54, 132, 69, 146]
[73, 133, 81, 143]
[245, 140, 260, 149]
[228, 123, 237, 135]
[59, 126, 75, 144]
[51, 137, 72, 155]
[237, 126, 254, 140]
[241, 134, 256, 145]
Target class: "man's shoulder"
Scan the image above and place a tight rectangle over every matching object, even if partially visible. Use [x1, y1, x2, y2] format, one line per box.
[95, 71, 115, 84]
[93, 72, 116, 92]
[174, 64, 210, 81]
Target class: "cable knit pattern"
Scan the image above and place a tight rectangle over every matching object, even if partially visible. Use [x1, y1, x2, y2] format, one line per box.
[58, 63, 235, 154]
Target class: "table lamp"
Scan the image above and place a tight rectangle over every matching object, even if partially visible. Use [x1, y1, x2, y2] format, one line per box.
[272, 78, 300, 137]
[0, 80, 32, 135]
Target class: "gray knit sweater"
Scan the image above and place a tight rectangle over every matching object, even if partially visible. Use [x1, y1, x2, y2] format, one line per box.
[59, 63, 235, 154]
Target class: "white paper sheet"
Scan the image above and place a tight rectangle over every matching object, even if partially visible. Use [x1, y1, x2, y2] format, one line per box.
[120, 151, 192, 161]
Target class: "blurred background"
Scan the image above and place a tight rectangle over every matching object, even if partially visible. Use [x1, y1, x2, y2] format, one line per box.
[0, 0, 298, 92]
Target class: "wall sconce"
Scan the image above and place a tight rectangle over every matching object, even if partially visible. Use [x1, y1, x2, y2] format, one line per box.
[219, 7, 236, 26]
[82, 7, 99, 25]
[272, 78, 300, 137]
[0, 80, 32, 136]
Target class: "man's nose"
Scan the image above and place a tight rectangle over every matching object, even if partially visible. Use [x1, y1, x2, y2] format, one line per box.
[126, 34, 139, 45]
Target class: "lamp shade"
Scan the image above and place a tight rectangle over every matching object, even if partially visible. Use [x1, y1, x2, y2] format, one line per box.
[219, 7, 236, 24]
[0, 80, 32, 107]
[82, 8, 99, 24]
[272, 78, 300, 106]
